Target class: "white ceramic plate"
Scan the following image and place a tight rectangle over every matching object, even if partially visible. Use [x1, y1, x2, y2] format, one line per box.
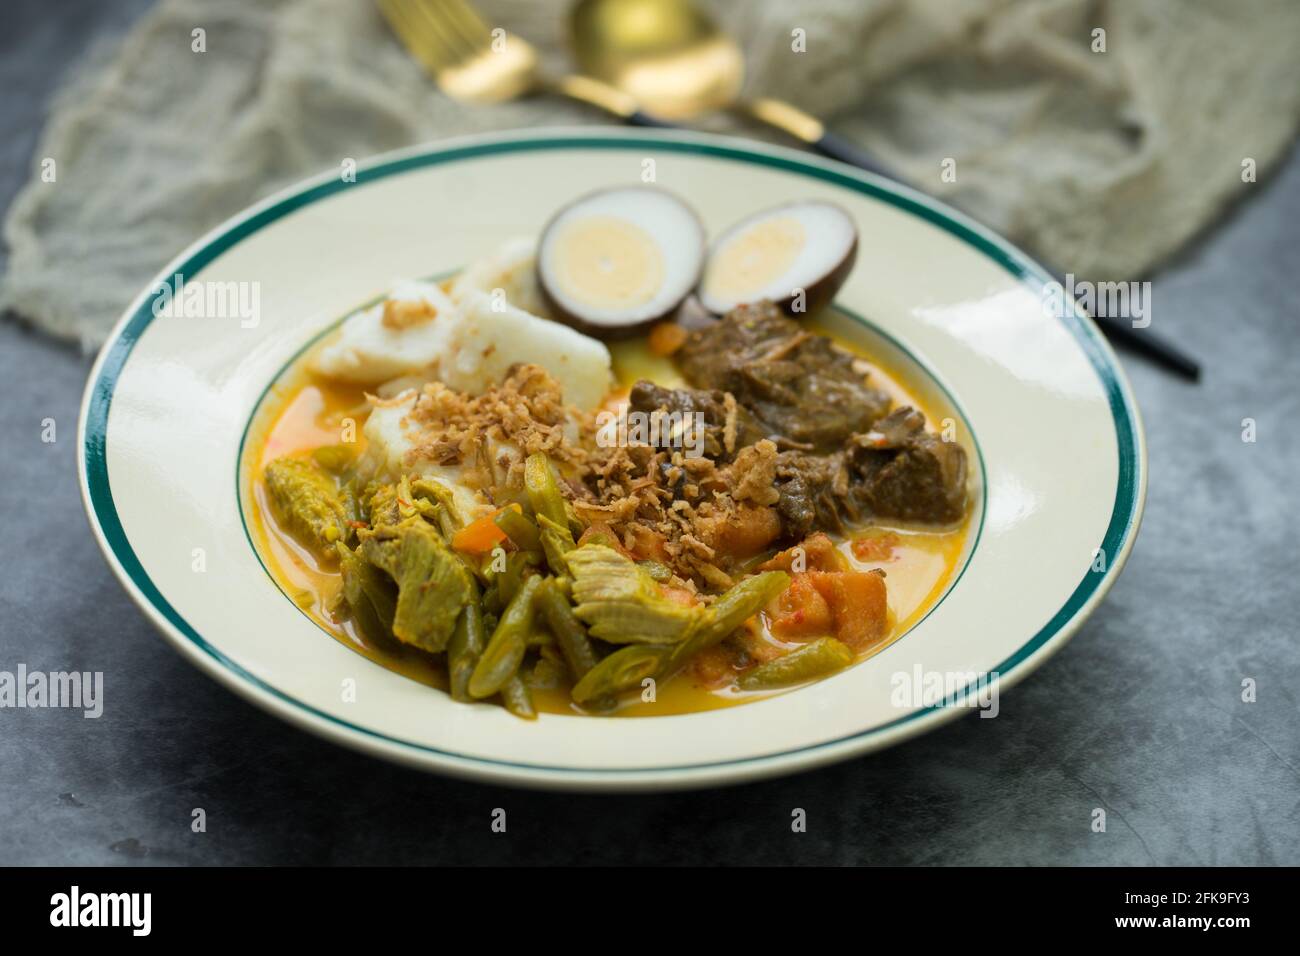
[79, 129, 1145, 791]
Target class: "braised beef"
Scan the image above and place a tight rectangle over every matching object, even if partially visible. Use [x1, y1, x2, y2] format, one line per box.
[659, 302, 968, 536]
[626, 381, 767, 460]
[675, 301, 892, 453]
[848, 408, 967, 524]
[768, 410, 966, 534]
[773, 450, 856, 538]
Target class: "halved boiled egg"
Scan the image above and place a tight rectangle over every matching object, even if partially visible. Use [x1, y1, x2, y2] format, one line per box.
[697, 201, 858, 316]
[537, 187, 705, 338]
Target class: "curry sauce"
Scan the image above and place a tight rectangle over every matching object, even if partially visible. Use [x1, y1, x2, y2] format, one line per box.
[245, 316, 973, 717]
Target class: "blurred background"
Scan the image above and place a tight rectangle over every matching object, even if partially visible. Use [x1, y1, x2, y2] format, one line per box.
[2, 0, 1297, 865]
[6, 0, 1298, 350]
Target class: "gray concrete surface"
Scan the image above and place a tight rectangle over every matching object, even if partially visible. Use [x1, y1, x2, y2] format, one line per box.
[1, 0, 1296, 865]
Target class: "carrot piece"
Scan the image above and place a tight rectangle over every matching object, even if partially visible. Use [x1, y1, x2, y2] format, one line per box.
[648, 321, 688, 356]
[451, 505, 515, 554]
[851, 531, 900, 562]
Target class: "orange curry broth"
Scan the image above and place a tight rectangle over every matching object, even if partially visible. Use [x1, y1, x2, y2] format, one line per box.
[244, 317, 972, 717]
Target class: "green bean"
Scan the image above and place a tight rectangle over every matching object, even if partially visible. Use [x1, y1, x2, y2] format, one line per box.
[527, 653, 566, 690]
[336, 568, 390, 646]
[496, 557, 522, 605]
[526, 628, 555, 647]
[711, 571, 790, 631]
[478, 546, 538, 590]
[535, 580, 617, 711]
[738, 637, 853, 690]
[335, 541, 397, 634]
[469, 574, 541, 699]
[672, 571, 790, 663]
[571, 644, 674, 705]
[494, 507, 542, 552]
[524, 452, 568, 528]
[496, 550, 536, 604]
[481, 582, 502, 617]
[536, 578, 601, 681]
[340, 482, 363, 534]
[500, 674, 537, 719]
[536, 514, 575, 575]
[447, 599, 486, 702]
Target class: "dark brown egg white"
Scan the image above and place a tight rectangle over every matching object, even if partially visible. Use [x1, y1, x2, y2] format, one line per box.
[698, 201, 858, 317]
[537, 187, 706, 338]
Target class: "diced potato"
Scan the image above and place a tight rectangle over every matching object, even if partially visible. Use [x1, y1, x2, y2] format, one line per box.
[808, 570, 888, 651]
[768, 575, 835, 639]
[702, 504, 781, 560]
[759, 532, 849, 573]
[625, 524, 670, 562]
[767, 568, 887, 651]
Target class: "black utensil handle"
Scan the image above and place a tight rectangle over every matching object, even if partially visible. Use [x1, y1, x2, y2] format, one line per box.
[1088, 312, 1201, 382]
[627, 109, 677, 128]
[812, 130, 895, 178]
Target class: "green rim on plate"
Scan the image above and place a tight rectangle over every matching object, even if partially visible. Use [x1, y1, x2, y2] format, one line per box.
[79, 132, 1143, 781]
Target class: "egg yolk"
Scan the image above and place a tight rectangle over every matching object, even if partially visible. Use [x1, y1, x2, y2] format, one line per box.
[704, 215, 806, 300]
[552, 216, 666, 310]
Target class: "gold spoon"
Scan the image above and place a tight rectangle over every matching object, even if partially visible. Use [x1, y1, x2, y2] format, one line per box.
[569, 0, 1201, 380]
[569, 0, 891, 175]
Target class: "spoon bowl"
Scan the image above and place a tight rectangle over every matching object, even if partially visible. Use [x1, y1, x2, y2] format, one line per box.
[570, 0, 743, 120]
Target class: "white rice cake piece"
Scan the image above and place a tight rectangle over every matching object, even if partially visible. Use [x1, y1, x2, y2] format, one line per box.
[312, 280, 460, 385]
[443, 291, 612, 410]
[361, 393, 491, 522]
[449, 237, 549, 317]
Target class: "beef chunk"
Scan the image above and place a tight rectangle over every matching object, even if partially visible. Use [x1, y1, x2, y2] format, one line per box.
[772, 408, 967, 534]
[627, 380, 767, 460]
[675, 301, 891, 453]
[849, 408, 967, 524]
[774, 450, 855, 539]
[669, 303, 968, 534]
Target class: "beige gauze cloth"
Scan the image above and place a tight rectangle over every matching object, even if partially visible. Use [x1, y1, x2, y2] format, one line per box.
[4, 0, 1298, 349]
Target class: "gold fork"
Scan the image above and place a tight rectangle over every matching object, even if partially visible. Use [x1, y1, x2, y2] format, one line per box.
[377, 0, 667, 124]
